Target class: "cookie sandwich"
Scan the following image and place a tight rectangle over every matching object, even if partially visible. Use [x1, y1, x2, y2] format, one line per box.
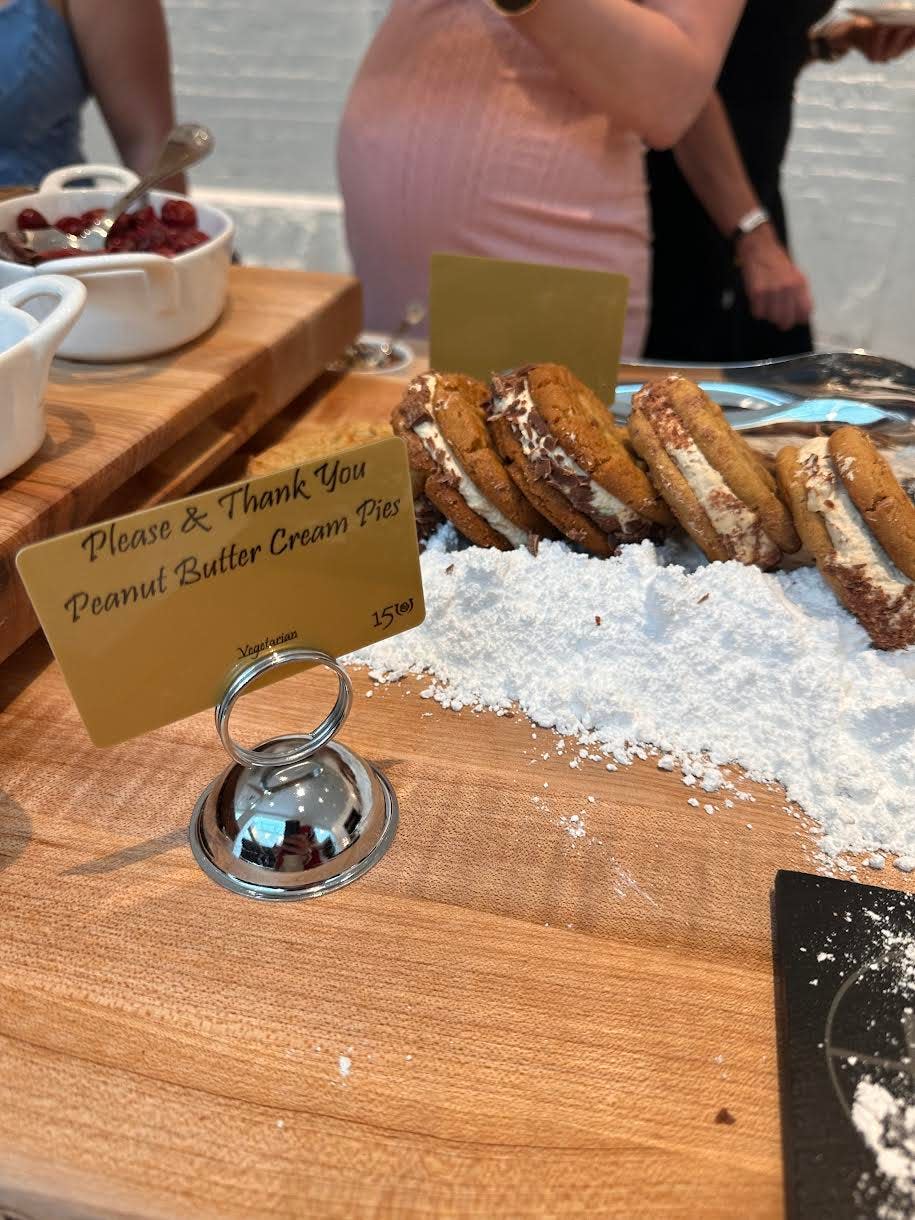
[776, 426, 915, 650]
[392, 372, 553, 550]
[629, 375, 799, 569]
[487, 363, 673, 557]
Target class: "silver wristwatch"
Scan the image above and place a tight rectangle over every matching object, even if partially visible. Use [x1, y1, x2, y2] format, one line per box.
[731, 207, 771, 244]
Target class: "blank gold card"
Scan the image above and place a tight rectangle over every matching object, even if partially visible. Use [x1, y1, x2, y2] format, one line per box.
[16, 438, 425, 747]
[429, 253, 629, 402]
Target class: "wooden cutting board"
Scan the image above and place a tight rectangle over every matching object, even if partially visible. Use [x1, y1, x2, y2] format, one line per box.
[0, 266, 361, 664]
[0, 638, 910, 1220]
[0, 369, 911, 1220]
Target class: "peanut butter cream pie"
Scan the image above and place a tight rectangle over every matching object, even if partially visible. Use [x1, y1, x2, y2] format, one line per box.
[629, 375, 799, 569]
[776, 426, 915, 650]
[487, 363, 672, 557]
[392, 371, 554, 550]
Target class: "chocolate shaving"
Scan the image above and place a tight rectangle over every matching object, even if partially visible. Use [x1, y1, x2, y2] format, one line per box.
[413, 495, 444, 545]
[489, 369, 531, 416]
[635, 383, 693, 448]
[714, 1108, 736, 1126]
[397, 374, 436, 431]
[524, 404, 628, 533]
[494, 370, 648, 540]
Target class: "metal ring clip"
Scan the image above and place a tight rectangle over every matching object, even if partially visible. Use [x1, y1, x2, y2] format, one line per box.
[215, 648, 353, 769]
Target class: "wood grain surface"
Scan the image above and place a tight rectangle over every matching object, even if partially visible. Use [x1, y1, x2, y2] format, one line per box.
[0, 266, 361, 664]
[0, 368, 910, 1219]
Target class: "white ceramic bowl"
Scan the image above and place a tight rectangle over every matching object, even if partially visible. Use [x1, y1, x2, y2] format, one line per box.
[0, 275, 86, 478]
[0, 163, 234, 362]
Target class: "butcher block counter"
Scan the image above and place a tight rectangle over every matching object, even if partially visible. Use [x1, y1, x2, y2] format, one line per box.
[0, 266, 361, 663]
[0, 352, 909, 1219]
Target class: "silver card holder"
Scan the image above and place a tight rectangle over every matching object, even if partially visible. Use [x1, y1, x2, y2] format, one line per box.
[189, 648, 398, 901]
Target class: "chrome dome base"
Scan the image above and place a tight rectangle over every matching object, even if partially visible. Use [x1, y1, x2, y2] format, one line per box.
[189, 736, 398, 902]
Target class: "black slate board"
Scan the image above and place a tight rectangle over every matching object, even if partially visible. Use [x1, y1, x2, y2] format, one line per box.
[774, 870, 915, 1219]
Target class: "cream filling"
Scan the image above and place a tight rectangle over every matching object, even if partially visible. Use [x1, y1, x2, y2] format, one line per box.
[802, 437, 912, 601]
[414, 389, 528, 547]
[650, 403, 777, 565]
[494, 384, 644, 532]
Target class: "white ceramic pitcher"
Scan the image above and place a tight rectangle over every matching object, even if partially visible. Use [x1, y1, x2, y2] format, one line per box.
[0, 275, 86, 479]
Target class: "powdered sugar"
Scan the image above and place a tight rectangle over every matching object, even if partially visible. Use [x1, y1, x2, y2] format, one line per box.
[352, 532, 915, 860]
[853, 1079, 915, 1215]
[560, 812, 587, 840]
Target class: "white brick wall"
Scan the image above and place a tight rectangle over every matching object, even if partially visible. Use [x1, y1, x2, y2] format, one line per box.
[786, 56, 915, 363]
[86, 1, 915, 362]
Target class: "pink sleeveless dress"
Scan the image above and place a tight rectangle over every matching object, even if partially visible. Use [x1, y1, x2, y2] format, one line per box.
[338, 0, 650, 358]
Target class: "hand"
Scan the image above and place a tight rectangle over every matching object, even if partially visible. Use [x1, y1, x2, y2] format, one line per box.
[736, 225, 814, 332]
[820, 17, 915, 63]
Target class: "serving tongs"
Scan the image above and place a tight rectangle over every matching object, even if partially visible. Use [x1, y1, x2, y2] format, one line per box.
[613, 382, 911, 431]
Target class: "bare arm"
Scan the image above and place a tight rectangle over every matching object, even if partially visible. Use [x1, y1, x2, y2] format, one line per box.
[68, 0, 186, 191]
[818, 17, 915, 64]
[672, 91, 756, 236]
[511, 0, 745, 149]
[672, 92, 812, 331]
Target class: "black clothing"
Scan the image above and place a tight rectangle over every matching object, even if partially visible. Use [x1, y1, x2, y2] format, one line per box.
[644, 0, 833, 363]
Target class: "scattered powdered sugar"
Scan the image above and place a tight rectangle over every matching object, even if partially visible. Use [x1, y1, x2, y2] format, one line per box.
[560, 812, 587, 840]
[338, 1054, 352, 1080]
[854, 1080, 915, 1217]
[351, 534, 915, 859]
[790, 899, 915, 1216]
[610, 864, 657, 905]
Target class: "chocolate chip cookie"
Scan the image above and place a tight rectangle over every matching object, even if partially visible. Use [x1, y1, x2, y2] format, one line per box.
[487, 363, 672, 557]
[776, 426, 915, 650]
[629, 375, 799, 569]
[392, 371, 554, 550]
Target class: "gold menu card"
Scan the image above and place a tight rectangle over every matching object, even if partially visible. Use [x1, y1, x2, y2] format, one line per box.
[429, 252, 629, 403]
[17, 438, 425, 746]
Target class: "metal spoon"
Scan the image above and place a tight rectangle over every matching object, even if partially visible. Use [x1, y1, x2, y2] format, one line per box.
[369, 301, 426, 368]
[7, 124, 213, 259]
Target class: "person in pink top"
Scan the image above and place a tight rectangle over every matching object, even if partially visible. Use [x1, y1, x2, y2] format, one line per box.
[338, 0, 745, 358]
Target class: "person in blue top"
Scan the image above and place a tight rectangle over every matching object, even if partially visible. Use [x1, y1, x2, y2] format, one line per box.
[0, 0, 180, 188]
